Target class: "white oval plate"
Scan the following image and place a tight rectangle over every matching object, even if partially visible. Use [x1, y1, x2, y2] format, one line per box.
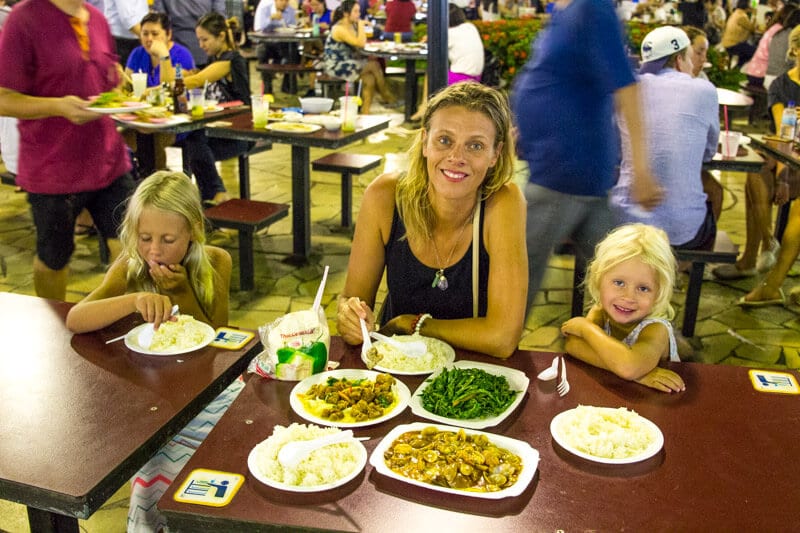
[369, 421, 539, 499]
[290, 369, 410, 428]
[266, 122, 321, 133]
[550, 406, 664, 465]
[247, 436, 367, 492]
[88, 102, 151, 114]
[408, 361, 529, 429]
[362, 335, 456, 376]
[114, 115, 191, 129]
[123, 321, 215, 356]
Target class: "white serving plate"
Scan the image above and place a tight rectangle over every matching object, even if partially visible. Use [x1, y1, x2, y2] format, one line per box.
[123, 321, 215, 356]
[88, 101, 151, 114]
[114, 115, 191, 129]
[408, 361, 529, 429]
[267, 121, 321, 133]
[247, 435, 367, 492]
[550, 406, 664, 465]
[362, 335, 456, 376]
[290, 369, 410, 428]
[369, 421, 539, 499]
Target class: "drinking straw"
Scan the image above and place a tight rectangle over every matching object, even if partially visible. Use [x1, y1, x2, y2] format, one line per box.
[203, 79, 209, 97]
[357, 80, 362, 99]
[344, 81, 350, 120]
[311, 265, 330, 312]
[724, 104, 729, 133]
[260, 80, 264, 98]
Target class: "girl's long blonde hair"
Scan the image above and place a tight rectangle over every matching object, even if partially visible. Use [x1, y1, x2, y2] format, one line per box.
[585, 223, 677, 320]
[397, 82, 516, 240]
[119, 171, 215, 315]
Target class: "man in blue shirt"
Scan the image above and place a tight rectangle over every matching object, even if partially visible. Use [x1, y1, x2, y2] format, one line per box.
[511, 0, 662, 312]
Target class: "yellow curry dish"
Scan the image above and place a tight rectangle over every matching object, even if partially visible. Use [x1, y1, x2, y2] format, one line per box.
[297, 373, 398, 423]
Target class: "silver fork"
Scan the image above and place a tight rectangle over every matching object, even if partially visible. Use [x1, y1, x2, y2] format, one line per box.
[557, 356, 570, 397]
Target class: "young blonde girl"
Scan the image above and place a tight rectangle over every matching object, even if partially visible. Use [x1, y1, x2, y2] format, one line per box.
[66, 170, 232, 332]
[561, 224, 685, 393]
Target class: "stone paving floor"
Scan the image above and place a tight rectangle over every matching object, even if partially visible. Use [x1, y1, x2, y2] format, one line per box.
[1, 102, 799, 531]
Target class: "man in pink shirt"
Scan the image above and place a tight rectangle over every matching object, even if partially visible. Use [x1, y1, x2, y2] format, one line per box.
[0, 0, 134, 300]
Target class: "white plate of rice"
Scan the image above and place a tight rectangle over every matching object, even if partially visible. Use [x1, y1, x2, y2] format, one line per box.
[124, 315, 215, 355]
[247, 423, 367, 492]
[550, 405, 664, 464]
[363, 335, 456, 375]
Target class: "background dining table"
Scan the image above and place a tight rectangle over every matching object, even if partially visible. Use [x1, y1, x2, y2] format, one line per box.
[158, 337, 799, 531]
[0, 292, 261, 533]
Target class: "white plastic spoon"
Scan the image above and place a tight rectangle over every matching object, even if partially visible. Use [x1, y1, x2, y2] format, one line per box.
[369, 331, 427, 357]
[138, 304, 179, 349]
[537, 355, 560, 381]
[277, 430, 369, 468]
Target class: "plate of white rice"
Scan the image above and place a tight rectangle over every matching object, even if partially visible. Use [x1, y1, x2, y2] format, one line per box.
[247, 423, 367, 492]
[124, 315, 215, 355]
[550, 405, 664, 464]
[363, 335, 456, 375]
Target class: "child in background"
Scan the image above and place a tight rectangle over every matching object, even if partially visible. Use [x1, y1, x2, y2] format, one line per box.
[66, 171, 238, 532]
[66, 171, 231, 332]
[561, 224, 686, 393]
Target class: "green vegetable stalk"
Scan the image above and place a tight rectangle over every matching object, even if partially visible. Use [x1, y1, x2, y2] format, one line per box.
[420, 367, 519, 420]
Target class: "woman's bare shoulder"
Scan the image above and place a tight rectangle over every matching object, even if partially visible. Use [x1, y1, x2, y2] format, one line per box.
[364, 171, 400, 204]
[206, 245, 232, 264]
[485, 181, 525, 213]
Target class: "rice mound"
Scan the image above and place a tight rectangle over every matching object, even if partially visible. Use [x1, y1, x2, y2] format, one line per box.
[149, 314, 209, 351]
[558, 405, 657, 459]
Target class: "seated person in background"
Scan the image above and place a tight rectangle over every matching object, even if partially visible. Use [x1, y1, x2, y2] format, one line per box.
[561, 224, 686, 394]
[65, 171, 234, 532]
[721, 0, 757, 66]
[765, 9, 800, 89]
[124, 11, 196, 175]
[743, 4, 797, 87]
[336, 83, 527, 359]
[254, 0, 298, 93]
[302, 0, 332, 96]
[182, 12, 252, 205]
[611, 27, 719, 251]
[322, 0, 395, 114]
[384, 0, 416, 36]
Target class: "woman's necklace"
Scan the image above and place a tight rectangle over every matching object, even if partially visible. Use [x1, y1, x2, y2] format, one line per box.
[430, 212, 474, 291]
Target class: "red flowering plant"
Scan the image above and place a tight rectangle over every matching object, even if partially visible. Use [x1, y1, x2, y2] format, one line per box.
[473, 19, 542, 87]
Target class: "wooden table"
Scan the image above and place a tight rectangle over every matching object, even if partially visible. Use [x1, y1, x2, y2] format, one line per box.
[702, 142, 765, 173]
[248, 31, 323, 94]
[205, 113, 391, 263]
[0, 292, 261, 533]
[159, 338, 800, 531]
[364, 42, 428, 122]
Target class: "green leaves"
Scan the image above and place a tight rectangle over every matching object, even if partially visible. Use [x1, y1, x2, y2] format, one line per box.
[420, 367, 518, 420]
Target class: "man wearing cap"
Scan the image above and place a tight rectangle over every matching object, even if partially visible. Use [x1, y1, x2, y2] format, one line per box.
[610, 26, 720, 250]
[511, 0, 663, 313]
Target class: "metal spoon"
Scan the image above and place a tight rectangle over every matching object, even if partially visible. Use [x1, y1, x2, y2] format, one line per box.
[369, 331, 427, 357]
[137, 304, 179, 349]
[537, 355, 560, 381]
[277, 430, 369, 468]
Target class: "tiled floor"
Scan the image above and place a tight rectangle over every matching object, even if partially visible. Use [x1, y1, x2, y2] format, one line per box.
[1, 97, 798, 531]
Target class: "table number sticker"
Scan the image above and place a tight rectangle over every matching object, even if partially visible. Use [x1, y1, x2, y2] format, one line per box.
[173, 469, 244, 507]
[209, 327, 255, 350]
[748, 370, 800, 394]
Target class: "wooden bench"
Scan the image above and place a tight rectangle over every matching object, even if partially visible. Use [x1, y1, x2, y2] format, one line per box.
[204, 199, 290, 291]
[311, 153, 383, 227]
[315, 73, 347, 99]
[566, 231, 738, 338]
[256, 62, 317, 94]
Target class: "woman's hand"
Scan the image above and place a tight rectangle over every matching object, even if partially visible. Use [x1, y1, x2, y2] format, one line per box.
[774, 180, 790, 205]
[133, 292, 174, 329]
[635, 367, 686, 393]
[148, 261, 189, 293]
[337, 296, 376, 345]
[379, 314, 417, 336]
[148, 39, 169, 60]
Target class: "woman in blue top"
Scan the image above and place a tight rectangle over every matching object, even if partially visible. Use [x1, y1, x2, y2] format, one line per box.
[125, 12, 195, 87]
[336, 83, 527, 359]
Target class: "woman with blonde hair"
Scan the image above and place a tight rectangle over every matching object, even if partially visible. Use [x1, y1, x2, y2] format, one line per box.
[337, 82, 527, 358]
[562, 224, 685, 393]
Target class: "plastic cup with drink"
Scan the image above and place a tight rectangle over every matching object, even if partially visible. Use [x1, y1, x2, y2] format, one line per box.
[720, 131, 742, 158]
[252, 94, 270, 128]
[339, 95, 360, 132]
[131, 72, 147, 99]
[188, 88, 205, 118]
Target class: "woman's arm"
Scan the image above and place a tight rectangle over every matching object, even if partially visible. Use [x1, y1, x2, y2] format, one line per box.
[561, 317, 669, 380]
[184, 61, 231, 89]
[412, 183, 528, 358]
[336, 173, 397, 344]
[332, 19, 366, 48]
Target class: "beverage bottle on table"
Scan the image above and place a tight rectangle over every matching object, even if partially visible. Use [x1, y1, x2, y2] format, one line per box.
[780, 101, 797, 140]
[312, 14, 320, 37]
[172, 64, 189, 114]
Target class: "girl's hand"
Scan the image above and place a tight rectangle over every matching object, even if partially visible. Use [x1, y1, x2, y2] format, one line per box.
[561, 316, 591, 338]
[148, 261, 189, 293]
[635, 367, 686, 393]
[337, 296, 376, 345]
[133, 292, 174, 329]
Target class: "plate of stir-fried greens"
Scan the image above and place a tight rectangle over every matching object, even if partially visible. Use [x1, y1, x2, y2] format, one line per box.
[408, 361, 529, 429]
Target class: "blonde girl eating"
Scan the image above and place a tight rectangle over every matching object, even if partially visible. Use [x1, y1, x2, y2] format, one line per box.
[561, 224, 685, 393]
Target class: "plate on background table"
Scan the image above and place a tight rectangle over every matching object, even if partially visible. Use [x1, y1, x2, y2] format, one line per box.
[370, 422, 539, 499]
[114, 115, 191, 129]
[408, 361, 529, 429]
[88, 102, 151, 114]
[266, 122, 321, 134]
[123, 321, 215, 356]
[290, 369, 410, 428]
[550, 406, 664, 465]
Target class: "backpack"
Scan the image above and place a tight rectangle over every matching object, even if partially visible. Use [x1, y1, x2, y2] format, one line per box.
[481, 49, 501, 88]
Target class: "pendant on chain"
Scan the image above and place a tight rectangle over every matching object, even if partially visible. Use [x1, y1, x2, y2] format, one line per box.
[432, 269, 449, 290]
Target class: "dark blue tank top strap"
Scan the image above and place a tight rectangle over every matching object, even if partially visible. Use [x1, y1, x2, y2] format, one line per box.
[380, 200, 490, 322]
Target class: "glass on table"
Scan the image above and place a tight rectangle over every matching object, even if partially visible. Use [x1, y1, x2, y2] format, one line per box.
[251, 94, 269, 128]
[188, 88, 205, 118]
[131, 72, 147, 99]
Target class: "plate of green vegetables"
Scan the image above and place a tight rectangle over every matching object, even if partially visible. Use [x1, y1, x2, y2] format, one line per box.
[408, 361, 529, 429]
